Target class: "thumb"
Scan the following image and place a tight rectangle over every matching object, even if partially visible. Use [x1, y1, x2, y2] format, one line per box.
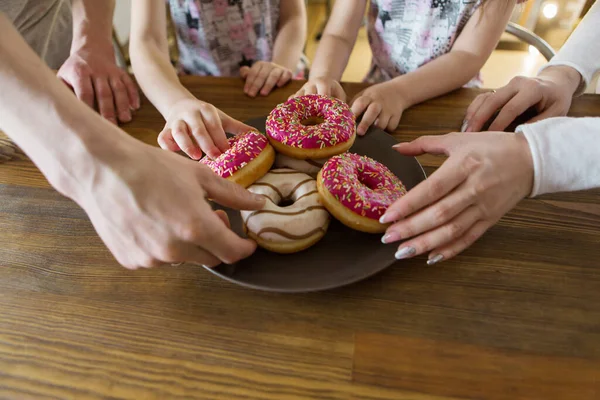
[202, 172, 265, 211]
[392, 134, 453, 156]
[221, 114, 256, 136]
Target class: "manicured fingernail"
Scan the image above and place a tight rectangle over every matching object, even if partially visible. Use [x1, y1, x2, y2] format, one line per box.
[253, 193, 265, 203]
[379, 211, 398, 224]
[395, 247, 416, 260]
[460, 119, 469, 132]
[171, 262, 183, 266]
[427, 254, 444, 265]
[381, 233, 399, 244]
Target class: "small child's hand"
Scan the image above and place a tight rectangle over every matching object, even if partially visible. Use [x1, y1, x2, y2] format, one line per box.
[158, 98, 253, 160]
[293, 77, 347, 101]
[240, 61, 293, 97]
[351, 81, 407, 136]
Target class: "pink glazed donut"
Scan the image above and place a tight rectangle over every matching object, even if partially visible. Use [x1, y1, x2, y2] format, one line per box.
[317, 153, 407, 233]
[266, 94, 356, 159]
[200, 130, 275, 188]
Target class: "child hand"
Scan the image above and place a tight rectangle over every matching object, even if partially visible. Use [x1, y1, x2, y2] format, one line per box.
[240, 61, 293, 97]
[158, 98, 254, 160]
[351, 81, 407, 135]
[293, 77, 347, 101]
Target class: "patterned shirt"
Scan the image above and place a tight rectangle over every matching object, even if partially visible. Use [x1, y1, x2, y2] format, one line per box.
[366, 0, 484, 87]
[169, 0, 304, 77]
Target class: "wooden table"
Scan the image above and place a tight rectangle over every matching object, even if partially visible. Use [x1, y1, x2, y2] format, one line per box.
[2, 77, 600, 399]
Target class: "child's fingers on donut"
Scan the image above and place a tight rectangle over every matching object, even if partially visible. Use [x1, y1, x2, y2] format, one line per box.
[316, 81, 332, 97]
[158, 128, 181, 152]
[172, 120, 201, 159]
[200, 108, 229, 154]
[181, 114, 216, 159]
[357, 102, 382, 135]
[261, 69, 283, 96]
[277, 70, 292, 87]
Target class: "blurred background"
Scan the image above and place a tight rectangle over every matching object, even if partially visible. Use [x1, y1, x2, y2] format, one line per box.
[112, 0, 597, 91]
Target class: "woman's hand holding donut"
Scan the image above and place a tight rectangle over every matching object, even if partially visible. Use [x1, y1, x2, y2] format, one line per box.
[463, 66, 581, 132]
[158, 98, 254, 160]
[293, 77, 347, 102]
[351, 81, 408, 135]
[240, 61, 294, 98]
[380, 132, 534, 264]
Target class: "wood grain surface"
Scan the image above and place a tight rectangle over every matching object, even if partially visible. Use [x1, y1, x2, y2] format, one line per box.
[1, 77, 600, 399]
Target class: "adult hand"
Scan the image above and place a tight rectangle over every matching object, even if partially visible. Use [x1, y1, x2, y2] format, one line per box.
[240, 61, 293, 97]
[158, 98, 254, 160]
[70, 138, 265, 269]
[292, 76, 347, 102]
[463, 66, 581, 132]
[57, 46, 140, 124]
[351, 81, 407, 135]
[380, 131, 534, 264]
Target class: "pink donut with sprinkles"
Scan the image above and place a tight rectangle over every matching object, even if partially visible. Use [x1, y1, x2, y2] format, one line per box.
[317, 153, 407, 233]
[266, 94, 356, 160]
[200, 130, 275, 188]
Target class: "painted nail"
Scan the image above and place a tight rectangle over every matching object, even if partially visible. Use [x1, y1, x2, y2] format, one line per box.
[379, 210, 398, 224]
[381, 233, 399, 244]
[427, 254, 444, 265]
[392, 143, 403, 148]
[460, 119, 469, 132]
[395, 247, 416, 260]
[171, 262, 183, 266]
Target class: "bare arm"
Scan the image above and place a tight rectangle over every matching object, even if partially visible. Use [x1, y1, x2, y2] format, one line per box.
[390, 0, 516, 109]
[309, 0, 366, 80]
[129, 0, 193, 117]
[70, 0, 115, 55]
[272, 0, 306, 71]
[0, 13, 263, 269]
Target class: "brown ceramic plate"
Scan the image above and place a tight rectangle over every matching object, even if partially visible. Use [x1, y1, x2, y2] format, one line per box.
[204, 117, 427, 293]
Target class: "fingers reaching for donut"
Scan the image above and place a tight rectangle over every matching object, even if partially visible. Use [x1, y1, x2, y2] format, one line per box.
[350, 81, 407, 135]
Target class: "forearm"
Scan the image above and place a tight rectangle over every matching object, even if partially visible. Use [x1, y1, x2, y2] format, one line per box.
[517, 117, 600, 196]
[309, 34, 354, 80]
[70, 0, 115, 54]
[389, 51, 484, 108]
[0, 15, 130, 199]
[130, 39, 194, 117]
[272, 16, 306, 71]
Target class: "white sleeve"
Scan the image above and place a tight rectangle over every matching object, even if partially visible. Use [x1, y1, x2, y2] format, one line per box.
[538, 1, 600, 95]
[516, 117, 600, 197]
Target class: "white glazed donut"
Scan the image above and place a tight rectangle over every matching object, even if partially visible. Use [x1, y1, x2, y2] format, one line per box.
[273, 153, 329, 178]
[241, 168, 330, 253]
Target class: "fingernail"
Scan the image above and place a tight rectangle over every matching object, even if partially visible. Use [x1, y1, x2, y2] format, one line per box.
[379, 210, 399, 224]
[395, 247, 416, 260]
[120, 112, 131, 122]
[253, 193, 266, 203]
[427, 254, 444, 265]
[460, 119, 469, 132]
[381, 232, 399, 244]
[392, 143, 402, 148]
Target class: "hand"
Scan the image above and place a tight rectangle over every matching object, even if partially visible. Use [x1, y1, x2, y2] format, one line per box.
[379, 131, 534, 264]
[158, 98, 254, 160]
[293, 76, 347, 102]
[351, 81, 407, 135]
[240, 61, 293, 97]
[57, 46, 140, 124]
[463, 66, 581, 132]
[70, 136, 265, 270]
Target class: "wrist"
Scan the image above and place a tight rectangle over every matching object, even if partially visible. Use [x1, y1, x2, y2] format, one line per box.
[70, 34, 114, 57]
[538, 65, 582, 97]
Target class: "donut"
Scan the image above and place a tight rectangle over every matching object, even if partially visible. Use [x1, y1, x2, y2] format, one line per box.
[273, 153, 329, 178]
[266, 94, 356, 160]
[317, 153, 407, 233]
[241, 169, 330, 253]
[199, 130, 275, 188]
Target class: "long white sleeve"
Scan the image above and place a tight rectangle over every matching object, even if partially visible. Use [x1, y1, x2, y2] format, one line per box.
[539, 2, 600, 95]
[516, 117, 600, 197]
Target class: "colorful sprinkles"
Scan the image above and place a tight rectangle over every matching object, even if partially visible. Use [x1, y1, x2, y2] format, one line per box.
[321, 153, 407, 220]
[199, 130, 268, 178]
[266, 94, 355, 149]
